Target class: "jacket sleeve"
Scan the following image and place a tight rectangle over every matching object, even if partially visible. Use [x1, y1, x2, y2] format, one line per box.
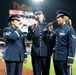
[47, 30, 56, 55]
[67, 27, 76, 63]
[3, 27, 23, 41]
[23, 38, 27, 58]
[26, 25, 34, 41]
[24, 48, 27, 58]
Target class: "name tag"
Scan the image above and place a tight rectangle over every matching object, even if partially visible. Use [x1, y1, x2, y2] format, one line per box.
[59, 33, 65, 35]
[49, 34, 53, 36]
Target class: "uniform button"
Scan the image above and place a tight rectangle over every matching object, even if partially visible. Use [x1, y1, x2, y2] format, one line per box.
[39, 27, 41, 29]
[40, 35, 42, 38]
[40, 39, 41, 41]
[40, 45, 42, 47]
[40, 33, 41, 35]
[40, 38, 41, 40]
[39, 30, 41, 32]
[53, 48, 55, 50]
[56, 40, 57, 42]
[56, 42, 57, 44]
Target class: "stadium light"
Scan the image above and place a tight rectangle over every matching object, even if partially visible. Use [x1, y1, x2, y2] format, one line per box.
[33, 0, 44, 2]
[32, 0, 44, 7]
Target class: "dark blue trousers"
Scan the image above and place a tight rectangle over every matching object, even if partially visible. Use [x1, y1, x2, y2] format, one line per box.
[5, 61, 23, 75]
[32, 56, 50, 75]
[53, 60, 72, 75]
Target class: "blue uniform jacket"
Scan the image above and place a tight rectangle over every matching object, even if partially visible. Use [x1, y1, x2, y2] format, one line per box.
[3, 26, 27, 61]
[27, 22, 54, 57]
[50, 24, 76, 63]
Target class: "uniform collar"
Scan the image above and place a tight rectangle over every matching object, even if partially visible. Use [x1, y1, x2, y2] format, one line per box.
[11, 26, 17, 30]
[39, 22, 47, 25]
[60, 24, 66, 28]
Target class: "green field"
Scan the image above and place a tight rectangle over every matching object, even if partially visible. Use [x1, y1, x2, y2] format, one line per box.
[23, 54, 76, 75]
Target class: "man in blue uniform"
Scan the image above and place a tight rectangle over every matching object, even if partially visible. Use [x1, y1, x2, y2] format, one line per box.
[49, 10, 76, 75]
[3, 14, 27, 75]
[27, 8, 53, 75]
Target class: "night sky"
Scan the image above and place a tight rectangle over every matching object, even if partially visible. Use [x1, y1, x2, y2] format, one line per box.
[0, 0, 76, 37]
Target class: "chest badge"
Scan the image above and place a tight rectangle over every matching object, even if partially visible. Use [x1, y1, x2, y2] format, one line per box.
[72, 35, 75, 39]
